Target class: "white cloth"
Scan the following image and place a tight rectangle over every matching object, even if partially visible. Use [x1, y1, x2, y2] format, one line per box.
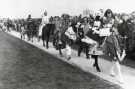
[99, 28, 111, 37]
[92, 21, 101, 34]
[93, 21, 101, 27]
[38, 15, 49, 36]
[41, 16, 49, 25]
[21, 26, 25, 33]
[89, 47, 103, 55]
[38, 25, 43, 36]
[66, 45, 72, 56]
[65, 27, 76, 40]
[81, 36, 97, 45]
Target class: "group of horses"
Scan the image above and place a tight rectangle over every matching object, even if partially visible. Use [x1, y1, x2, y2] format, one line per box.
[24, 18, 120, 57]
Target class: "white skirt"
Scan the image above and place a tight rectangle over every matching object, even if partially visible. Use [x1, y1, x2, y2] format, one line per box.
[89, 47, 104, 55]
[38, 25, 44, 36]
[66, 45, 72, 56]
[99, 28, 111, 37]
[81, 36, 97, 45]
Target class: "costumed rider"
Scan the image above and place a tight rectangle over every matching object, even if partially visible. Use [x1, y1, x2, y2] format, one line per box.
[38, 10, 49, 37]
[65, 20, 76, 60]
[78, 17, 96, 59]
[27, 14, 33, 41]
[88, 13, 103, 72]
[81, 17, 97, 46]
[102, 9, 126, 84]
[53, 16, 62, 48]
[100, 9, 114, 37]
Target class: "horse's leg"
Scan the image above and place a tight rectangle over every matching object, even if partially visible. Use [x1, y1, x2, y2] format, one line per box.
[24, 32, 26, 40]
[21, 32, 22, 40]
[31, 33, 34, 42]
[59, 49, 63, 56]
[42, 39, 45, 47]
[78, 44, 83, 57]
[27, 31, 30, 41]
[46, 35, 49, 49]
[37, 36, 40, 42]
[86, 44, 90, 59]
[53, 37, 56, 47]
[92, 55, 101, 72]
[53, 32, 57, 47]
[66, 45, 72, 60]
[21, 35, 22, 40]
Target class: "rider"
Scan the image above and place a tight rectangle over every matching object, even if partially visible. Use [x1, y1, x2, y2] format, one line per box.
[38, 10, 49, 36]
[78, 17, 92, 59]
[53, 16, 62, 47]
[100, 9, 115, 37]
[103, 9, 126, 84]
[27, 14, 33, 41]
[89, 14, 103, 72]
[65, 20, 76, 60]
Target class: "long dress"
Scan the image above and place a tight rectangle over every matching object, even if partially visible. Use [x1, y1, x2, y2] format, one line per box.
[81, 23, 97, 45]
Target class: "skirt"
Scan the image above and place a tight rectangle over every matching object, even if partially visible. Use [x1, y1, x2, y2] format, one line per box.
[81, 36, 97, 45]
[99, 28, 111, 37]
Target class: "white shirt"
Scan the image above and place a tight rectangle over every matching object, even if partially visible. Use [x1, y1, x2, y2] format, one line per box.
[65, 26, 76, 40]
[94, 21, 101, 27]
[41, 15, 49, 25]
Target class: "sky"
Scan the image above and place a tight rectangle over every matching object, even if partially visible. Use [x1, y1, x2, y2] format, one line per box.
[0, 0, 135, 18]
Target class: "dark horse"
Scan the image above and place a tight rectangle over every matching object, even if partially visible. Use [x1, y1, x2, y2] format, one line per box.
[26, 19, 39, 42]
[42, 23, 55, 48]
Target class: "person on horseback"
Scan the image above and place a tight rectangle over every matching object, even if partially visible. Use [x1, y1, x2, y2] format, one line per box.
[77, 17, 93, 59]
[38, 10, 49, 38]
[53, 16, 62, 48]
[27, 14, 33, 41]
[88, 14, 103, 72]
[40, 10, 52, 48]
[102, 9, 126, 84]
[65, 20, 76, 60]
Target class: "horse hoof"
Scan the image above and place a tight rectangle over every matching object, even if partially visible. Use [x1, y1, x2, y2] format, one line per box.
[46, 46, 49, 49]
[96, 67, 101, 72]
[67, 56, 71, 60]
[93, 64, 96, 67]
[60, 54, 63, 57]
[86, 56, 90, 59]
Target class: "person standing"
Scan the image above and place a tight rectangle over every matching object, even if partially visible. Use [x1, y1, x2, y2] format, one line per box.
[102, 9, 126, 83]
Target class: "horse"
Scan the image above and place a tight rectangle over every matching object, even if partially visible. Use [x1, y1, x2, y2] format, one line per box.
[53, 20, 76, 57]
[42, 23, 55, 48]
[26, 19, 39, 42]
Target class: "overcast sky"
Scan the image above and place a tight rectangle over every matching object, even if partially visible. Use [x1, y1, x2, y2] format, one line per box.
[0, 0, 135, 18]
